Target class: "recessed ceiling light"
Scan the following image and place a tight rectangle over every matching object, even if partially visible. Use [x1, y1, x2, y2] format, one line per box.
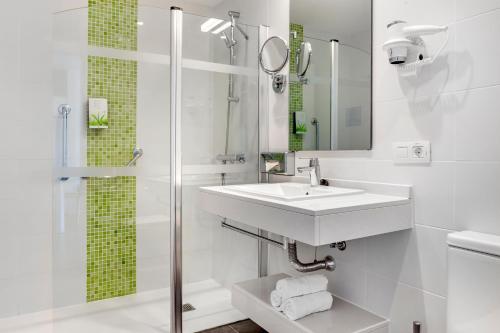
[137, 21, 144, 26]
[211, 21, 231, 34]
[200, 18, 223, 32]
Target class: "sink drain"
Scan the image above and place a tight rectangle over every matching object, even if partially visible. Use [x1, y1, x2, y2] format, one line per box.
[182, 303, 196, 312]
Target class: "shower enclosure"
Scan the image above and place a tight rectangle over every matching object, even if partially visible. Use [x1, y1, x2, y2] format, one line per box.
[0, 4, 261, 333]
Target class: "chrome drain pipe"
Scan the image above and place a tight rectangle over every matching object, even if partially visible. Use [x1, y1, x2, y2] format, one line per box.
[287, 239, 336, 273]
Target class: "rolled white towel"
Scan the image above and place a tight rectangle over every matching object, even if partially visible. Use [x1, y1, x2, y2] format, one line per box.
[276, 275, 328, 300]
[270, 290, 284, 309]
[282, 291, 333, 321]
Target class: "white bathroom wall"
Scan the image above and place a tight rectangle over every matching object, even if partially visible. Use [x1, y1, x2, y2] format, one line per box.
[0, 0, 54, 317]
[270, 0, 500, 332]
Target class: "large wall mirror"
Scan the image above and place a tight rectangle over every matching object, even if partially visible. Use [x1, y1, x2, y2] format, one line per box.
[289, 0, 372, 151]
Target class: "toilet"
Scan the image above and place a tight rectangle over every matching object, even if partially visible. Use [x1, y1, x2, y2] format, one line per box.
[447, 231, 500, 333]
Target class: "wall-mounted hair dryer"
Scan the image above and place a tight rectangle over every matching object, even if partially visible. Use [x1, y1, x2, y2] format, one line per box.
[382, 20, 448, 68]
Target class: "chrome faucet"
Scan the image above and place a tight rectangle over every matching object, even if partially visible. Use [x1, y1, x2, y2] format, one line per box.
[297, 158, 321, 187]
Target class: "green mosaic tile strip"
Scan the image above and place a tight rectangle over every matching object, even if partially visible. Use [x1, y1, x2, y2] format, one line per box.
[87, 0, 138, 303]
[289, 23, 304, 151]
[86, 177, 136, 302]
[289, 81, 303, 151]
[87, 56, 137, 167]
[88, 0, 138, 51]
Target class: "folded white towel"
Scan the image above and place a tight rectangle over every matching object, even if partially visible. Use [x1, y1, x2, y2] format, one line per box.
[276, 275, 328, 300]
[282, 291, 333, 321]
[270, 290, 284, 309]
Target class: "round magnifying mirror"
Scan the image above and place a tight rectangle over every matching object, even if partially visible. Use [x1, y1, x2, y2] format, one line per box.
[296, 41, 312, 79]
[259, 36, 290, 74]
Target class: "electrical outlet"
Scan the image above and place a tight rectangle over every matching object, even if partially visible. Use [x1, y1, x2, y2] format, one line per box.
[393, 141, 431, 164]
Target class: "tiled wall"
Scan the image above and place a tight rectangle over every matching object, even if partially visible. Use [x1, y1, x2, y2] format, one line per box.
[288, 23, 303, 151]
[88, 0, 138, 50]
[87, 0, 138, 302]
[270, 1, 500, 332]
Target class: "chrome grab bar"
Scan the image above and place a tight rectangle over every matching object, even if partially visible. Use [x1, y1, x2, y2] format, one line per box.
[127, 147, 143, 166]
[58, 104, 71, 181]
[221, 222, 285, 248]
[311, 117, 319, 150]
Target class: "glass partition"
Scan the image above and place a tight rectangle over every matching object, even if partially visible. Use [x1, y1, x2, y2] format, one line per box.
[180, 12, 260, 332]
[3, 5, 264, 333]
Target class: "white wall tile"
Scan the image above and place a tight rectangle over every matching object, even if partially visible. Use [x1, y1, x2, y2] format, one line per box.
[137, 223, 170, 260]
[455, 0, 500, 20]
[137, 257, 170, 292]
[454, 85, 500, 161]
[366, 273, 398, 318]
[53, 232, 84, 271]
[52, 268, 85, 308]
[404, 226, 450, 296]
[0, 237, 17, 280]
[452, 10, 500, 91]
[16, 235, 52, 276]
[455, 162, 500, 235]
[371, 96, 456, 161]
[365, 230, 412, 283]
[0, 280, 18, 318]
[368, 275, 448, 331]
[393, 226, 450, 297]
[16, 274, 53, 314]
[329, 262, 367, 307]
[387, 283, 446, 333]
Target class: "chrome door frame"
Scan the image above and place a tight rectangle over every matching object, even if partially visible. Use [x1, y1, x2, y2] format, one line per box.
[170, 6, 183, 333]
[330, 39, 339, 150]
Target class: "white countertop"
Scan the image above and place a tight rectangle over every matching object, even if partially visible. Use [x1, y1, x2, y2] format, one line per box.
[200, 185, 410, 216]
[199, 179, 413, 245]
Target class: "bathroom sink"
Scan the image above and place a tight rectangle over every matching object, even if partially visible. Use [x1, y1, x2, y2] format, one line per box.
[200, 179, 413, 246]
[227, 182, 363, 201]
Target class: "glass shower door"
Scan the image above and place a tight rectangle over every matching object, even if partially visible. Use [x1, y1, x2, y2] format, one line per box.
[50, 5, 260, 333]
[51, 3, 174, 332]
[176, 10, 261, 332]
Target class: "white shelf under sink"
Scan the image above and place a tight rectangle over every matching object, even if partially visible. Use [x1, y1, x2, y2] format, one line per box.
[232, 274, 389, 333]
